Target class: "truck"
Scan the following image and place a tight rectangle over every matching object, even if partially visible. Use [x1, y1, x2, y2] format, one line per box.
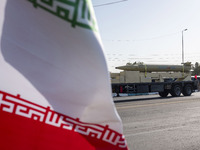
[111, 62, 199, 97]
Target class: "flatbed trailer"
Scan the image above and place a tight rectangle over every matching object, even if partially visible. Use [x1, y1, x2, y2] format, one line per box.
[112, 80, 199, 97]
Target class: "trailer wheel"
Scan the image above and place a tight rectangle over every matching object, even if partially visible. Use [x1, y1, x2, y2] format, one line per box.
[159, 91, 169, 97]
[170, 85, 181, 97]
[182, 85, 192, 96]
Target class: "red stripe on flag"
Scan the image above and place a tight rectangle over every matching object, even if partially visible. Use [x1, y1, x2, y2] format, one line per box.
[0, 91, 127, 150]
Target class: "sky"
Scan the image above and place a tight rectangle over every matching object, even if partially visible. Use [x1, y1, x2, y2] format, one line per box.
[92, 0, 200, 72]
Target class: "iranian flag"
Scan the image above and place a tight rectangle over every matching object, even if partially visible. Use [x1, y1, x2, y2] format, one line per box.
[0, 0, 128, 150]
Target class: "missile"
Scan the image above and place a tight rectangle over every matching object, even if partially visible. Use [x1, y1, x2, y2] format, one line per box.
[116, 62, 191, 72]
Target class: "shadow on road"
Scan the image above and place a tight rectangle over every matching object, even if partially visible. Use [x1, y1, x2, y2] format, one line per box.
[114, 95, 182, 103]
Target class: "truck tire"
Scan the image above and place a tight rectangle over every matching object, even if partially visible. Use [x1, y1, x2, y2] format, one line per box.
[170, 85, 181, 97]
[182, 84, 192, 96]
[159, 91, 169, 97]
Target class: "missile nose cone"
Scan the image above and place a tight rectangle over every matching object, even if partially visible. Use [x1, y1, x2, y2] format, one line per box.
[116, 65, 137, 71]
[115, 66, 125, 70]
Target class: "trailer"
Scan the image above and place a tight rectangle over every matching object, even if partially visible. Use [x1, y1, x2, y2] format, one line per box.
[111, 62, 199, 97]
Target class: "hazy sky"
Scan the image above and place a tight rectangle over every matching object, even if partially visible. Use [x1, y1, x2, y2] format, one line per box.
[92, 0, 200, 72]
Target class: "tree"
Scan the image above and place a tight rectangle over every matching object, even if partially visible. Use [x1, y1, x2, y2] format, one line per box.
[192, 62, 200, 75]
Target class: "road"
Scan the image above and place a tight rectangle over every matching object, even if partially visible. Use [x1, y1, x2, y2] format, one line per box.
[114, 92, 200, 150]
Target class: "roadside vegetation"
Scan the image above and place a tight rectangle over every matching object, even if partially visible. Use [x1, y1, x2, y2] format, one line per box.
[192, 62, 200, 75]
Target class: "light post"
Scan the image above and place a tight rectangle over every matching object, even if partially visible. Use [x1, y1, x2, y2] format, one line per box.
[182, 29, 187, 64]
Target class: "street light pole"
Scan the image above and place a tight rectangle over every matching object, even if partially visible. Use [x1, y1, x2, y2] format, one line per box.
[182, 29, 187, 64]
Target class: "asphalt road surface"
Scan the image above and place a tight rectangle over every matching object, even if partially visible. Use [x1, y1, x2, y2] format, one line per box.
[114, 92, 200, 150]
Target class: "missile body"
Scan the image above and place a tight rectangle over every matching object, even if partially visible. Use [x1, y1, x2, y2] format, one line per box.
[116, 62, 191, 72]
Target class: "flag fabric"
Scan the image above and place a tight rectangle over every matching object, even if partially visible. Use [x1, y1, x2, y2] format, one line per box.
[0, 0, 128, 150]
